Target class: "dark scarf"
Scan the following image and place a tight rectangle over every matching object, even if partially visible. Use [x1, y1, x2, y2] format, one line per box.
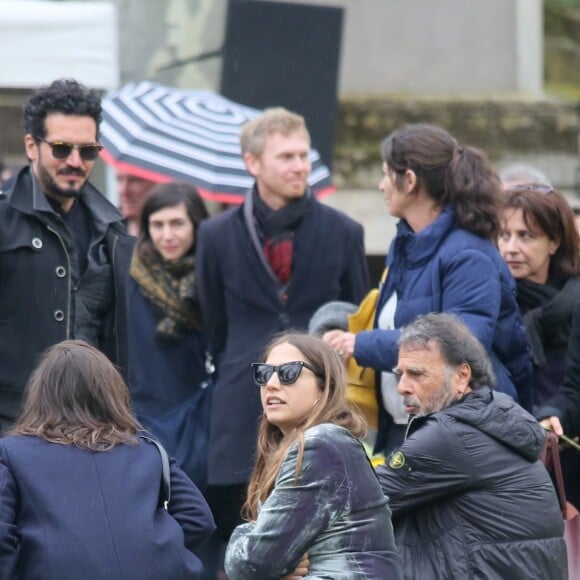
[130, 253, 200, 341]
[517, 276, 580, 366]
[252, 187, 310, 284]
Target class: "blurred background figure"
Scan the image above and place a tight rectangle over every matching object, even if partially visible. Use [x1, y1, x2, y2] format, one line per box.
[225, 332, 402, 580]
[116, 169, 157, 236]
[0, 340, 215, 579]
[0, 155, 18, 190]
[500, 163, 551, 189]
[128, 182, 212, 491]
[324, 123, 532, 456]
[499, 183, 580, 508]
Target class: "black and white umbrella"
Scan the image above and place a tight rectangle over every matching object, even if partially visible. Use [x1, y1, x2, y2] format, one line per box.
[100, 81, 335, 204]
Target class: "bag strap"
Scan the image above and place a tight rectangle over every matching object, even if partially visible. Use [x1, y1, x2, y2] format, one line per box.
[139, 434, 171, 510]
[542, 431, 567, 518]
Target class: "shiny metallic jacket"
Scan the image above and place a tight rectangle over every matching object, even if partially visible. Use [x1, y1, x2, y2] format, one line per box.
[225, 423, 403, 579]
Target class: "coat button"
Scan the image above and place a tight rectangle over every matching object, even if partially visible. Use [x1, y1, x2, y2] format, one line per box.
[54, 310, 65, 322]
[55, 266, 66, 278]
[31, 237, 43, 249]
[279, 313, 290, 325]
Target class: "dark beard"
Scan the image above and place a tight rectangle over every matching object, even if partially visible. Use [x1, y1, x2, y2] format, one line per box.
[37, 162, 87, 199]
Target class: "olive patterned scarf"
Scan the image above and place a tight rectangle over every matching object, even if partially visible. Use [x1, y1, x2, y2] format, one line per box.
[130, 254, 200, 341]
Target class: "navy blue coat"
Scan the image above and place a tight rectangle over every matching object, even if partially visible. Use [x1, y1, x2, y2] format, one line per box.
[196, 193, 369, 485]
[0, 435, 216, 579]
[354, 208, 532, 450]
[127, 280, 211, 487]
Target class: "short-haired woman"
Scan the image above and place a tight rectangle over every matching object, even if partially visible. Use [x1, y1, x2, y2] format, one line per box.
[225, 333, 402, 579]
[0, 340, 215, 579]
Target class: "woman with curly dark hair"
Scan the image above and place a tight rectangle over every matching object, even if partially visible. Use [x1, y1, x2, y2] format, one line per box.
[324, 124, 531, 455]
[225, 332, 402, 579]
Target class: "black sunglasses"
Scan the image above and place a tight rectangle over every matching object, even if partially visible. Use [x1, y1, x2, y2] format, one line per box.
[38, 139, 103, 161]
[251, 361, 323, 386]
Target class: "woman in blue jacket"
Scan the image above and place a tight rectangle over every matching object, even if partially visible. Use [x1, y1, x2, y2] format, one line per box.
[128, 183, 211, 488]
[0, 340, 215, 580]
[324, 124, 532, 454]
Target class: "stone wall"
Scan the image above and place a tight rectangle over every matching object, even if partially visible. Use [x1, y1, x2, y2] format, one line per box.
[333, 96, 580, 192]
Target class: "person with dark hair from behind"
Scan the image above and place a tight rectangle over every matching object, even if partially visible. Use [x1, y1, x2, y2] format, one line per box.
[128, 182, 211, 489]
[225, 332, 402, 579]
[377, 313, 567, 580]
[324, 123, 531, 456]
[499, 184, 580, 507]
[0, 78, 134, 432]
[116, 169, 157, 236]
[0, 340, 215, 579]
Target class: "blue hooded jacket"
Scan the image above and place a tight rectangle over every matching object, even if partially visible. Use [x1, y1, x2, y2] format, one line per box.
[354, 208, 532, 449]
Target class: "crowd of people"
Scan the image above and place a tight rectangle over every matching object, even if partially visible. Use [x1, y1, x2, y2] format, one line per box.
[0, 77, 576, 579]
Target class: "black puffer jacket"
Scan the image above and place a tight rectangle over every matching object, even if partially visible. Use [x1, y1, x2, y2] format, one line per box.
[377, 389, 567, 580]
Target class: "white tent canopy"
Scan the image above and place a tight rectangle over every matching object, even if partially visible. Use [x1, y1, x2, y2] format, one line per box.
[0, 0, 118, 90]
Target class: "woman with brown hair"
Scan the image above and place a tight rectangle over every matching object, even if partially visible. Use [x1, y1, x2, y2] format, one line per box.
[0, 340, 215, 580]
[499, 184, 580, 507]
[324, 124, 531, 456]
[225, 332, 402, 579]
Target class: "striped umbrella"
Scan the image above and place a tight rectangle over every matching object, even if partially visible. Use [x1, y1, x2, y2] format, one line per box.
[99, 81, 335, 204]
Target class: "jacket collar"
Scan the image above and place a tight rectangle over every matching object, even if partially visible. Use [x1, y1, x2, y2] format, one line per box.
[404, 387, 493, 439]
[391, 206, 456, 267]
[8, 165, 124, 226]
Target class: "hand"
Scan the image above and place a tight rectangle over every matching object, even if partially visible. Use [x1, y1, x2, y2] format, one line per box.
[322, 330, 356, 363]
[540, 416, 563, 436]
[281, 554, 309, 579]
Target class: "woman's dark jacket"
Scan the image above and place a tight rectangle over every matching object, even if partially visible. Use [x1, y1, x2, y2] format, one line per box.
[0, 167, 134, 423]
[127, 279, 211, 486]
[377, 389, 567, 580]
[0, 435, 215, 580]
[523, 276, 580, 436]
[353, 208, 532, 450]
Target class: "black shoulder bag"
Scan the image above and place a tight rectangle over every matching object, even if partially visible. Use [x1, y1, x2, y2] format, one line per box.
[139, 434, 171, 510]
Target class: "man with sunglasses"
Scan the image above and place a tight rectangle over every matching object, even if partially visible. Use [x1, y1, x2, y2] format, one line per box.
[0, 78, 134, 432]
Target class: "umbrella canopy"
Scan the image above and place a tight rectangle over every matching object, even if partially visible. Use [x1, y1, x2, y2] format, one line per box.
[99, 81, 335, 204]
